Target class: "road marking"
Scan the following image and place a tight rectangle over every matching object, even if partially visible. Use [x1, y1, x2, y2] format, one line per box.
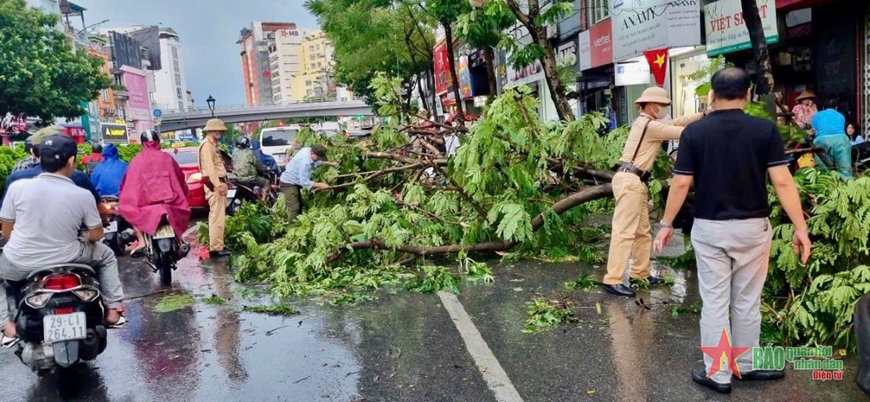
[438, 291, 524, 402]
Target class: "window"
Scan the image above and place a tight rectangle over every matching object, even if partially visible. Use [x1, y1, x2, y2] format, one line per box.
[171, 46, 179, 58]
[309, 54, 315, 60]
[260, 128, 299, 147]
[101, 89, 109, 102]
[176, 88, 183, 99]
[318, 62, 322, 68]
[173, 60, 180, 71]
[175, 74, 182, 86]
[306, 80, 312, 86]
[590, 0, 609, 25]
[178, 101, 185, 110]
[309, 45, 314, 51]
[310, 63, 316, 69]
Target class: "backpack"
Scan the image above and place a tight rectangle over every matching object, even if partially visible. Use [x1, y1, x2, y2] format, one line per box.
[85, 157, 102, 176]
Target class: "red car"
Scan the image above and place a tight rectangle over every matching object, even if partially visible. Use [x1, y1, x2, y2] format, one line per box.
[165, 147, 207, 208]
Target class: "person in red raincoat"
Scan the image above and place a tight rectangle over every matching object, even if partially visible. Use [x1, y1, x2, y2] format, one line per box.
[118, 131, 191, 255]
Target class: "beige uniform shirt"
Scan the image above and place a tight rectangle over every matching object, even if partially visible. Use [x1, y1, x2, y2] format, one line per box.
[198, 138, 227, 183]
[619, 112, 704, 172]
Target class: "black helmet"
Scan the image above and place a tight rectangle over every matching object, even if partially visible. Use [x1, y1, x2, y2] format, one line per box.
[92, 142, 103, 153]
[140, 130, 160, 143]
[235, 136, 251, 149]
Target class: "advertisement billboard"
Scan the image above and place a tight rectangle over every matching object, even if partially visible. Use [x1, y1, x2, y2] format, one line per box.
[434, 42, 451, 95]
[610, 0, 701, 62]
[101, 123, 128, 143]
[589, 19, 613, 69]
[128, 26, 162, 70]
[121, 66, 151, 121]
[110, 31, 142, 69]
[705, 0, 778, 57]
[458, 56, 472, 99]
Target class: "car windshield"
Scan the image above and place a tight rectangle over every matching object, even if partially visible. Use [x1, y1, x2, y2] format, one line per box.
[262, 129, 298, 147]
[170, 151, 199, 165]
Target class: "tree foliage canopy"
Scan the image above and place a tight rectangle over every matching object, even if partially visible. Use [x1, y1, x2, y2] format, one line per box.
[0, 0, 111, 123]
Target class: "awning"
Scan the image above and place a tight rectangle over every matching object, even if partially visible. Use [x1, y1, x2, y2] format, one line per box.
[776, 0, 833, 11]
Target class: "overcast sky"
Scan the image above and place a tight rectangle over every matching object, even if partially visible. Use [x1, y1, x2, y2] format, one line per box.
[76, 0, 318, 107]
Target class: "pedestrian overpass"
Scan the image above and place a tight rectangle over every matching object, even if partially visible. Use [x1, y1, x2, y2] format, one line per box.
[157, 99, 374, 132]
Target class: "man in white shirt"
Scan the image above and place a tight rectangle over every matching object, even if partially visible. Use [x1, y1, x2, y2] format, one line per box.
[0, 135, 126, 341]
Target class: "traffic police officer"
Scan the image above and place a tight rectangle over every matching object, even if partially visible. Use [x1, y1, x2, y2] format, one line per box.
[199, 118, 230, 259]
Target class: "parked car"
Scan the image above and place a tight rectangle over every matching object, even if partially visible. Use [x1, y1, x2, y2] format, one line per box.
[165, 147, 207, 208]
[259, 126, 302, 167]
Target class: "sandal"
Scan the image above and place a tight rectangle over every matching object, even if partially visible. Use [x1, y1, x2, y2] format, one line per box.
[1, 334, 19, 348]
[107, 315, 127, 329]
[130, 247, 147, 258]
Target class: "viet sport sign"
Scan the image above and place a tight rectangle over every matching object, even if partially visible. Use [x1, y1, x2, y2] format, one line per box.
[704, 0, 779, 57]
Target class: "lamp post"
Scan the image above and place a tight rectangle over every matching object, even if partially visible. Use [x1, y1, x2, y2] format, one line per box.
[206, 95, 216, 118]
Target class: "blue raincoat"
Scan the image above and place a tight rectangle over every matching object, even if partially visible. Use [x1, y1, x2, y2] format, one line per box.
[252, 140, 280, 174]
[91, 143, 129, 197]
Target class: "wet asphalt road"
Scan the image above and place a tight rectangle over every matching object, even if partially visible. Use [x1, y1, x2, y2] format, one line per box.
[0, 228, 868, 401]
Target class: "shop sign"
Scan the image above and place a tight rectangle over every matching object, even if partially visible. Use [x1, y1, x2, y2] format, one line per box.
[705, 0, 778, 57]
[578, 30, 592, 71]
[121, 65, 152, 121]
[434, 42, 452, 95]
[506, 24, 544, 86]
[590, 19, 613, 69]
[458, 56, 472, 99]
[615, 62, 651, 86]
[469, 49, 486, 68]
[101, 123, 128, 142]
[557, 39, 578, 69]
[610, 0, 702, 62]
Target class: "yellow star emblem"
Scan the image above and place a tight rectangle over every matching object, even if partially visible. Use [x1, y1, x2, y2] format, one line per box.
[654, 54, 666, 68]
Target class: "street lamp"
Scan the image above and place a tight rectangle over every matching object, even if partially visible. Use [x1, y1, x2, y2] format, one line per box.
[206, 95, 216, 117]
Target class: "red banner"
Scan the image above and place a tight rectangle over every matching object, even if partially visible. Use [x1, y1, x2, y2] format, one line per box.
[643, 48, 669, 87]
[433, 41, 451, 95]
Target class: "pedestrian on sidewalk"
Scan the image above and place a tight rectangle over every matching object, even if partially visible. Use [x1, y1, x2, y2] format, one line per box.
[811, 98, 853, 179]
[602, 86, 706, 297]
[653, 67, 811, 394]
[279, 144, 338, 222]
[199, 119, 231, 259]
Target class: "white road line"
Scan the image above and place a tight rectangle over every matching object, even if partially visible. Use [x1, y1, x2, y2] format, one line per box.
[438, 291, 525, 402]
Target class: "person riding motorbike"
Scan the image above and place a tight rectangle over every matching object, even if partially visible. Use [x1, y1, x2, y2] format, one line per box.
[83, 142, 105, 176]
[91, 143, 128, 197]
[0, 135, 126, 344]
[117, 131, 191, 256]
[251, 139, 280, 175]
[231, 136, 271, 196]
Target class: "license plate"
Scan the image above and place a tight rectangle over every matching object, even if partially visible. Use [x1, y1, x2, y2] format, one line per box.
[154, 225, 175, 239]
[43, 312, 87, 344]
[106, 221, 118, 233]
[226, 189, 236, 198]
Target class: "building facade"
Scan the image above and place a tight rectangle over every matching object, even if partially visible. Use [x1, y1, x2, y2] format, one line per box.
[152, 28, 191, 112]
[238, 22, 297, 106]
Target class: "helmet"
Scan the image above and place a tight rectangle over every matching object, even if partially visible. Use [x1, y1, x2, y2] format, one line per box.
[235, 136, 251, 149]
[92, 142, 103, 153]
[140, 130, 160, 143]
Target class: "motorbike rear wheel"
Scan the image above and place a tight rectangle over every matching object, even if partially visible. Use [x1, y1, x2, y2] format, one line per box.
[158, 251, 172, 286]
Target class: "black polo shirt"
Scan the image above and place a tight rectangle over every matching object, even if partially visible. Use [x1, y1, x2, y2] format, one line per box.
[673, 109, 790, 220]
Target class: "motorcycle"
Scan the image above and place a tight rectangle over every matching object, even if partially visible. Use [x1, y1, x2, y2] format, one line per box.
[138, 215, 190, 286]
[853, 142, 870, 173]
[100, 196, 135, 256]
[226, 171, 280, 216]
[5, 263, 110, 386]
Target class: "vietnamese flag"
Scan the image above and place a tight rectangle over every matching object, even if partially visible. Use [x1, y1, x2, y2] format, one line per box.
[644, 48, 669, 87]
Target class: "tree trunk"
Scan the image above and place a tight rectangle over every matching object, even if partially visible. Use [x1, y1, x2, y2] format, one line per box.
[443, 23, 465, 123]
[483, 46, 498, 98]
[504, 0, 575, 122]
[416, 74, 429, 114]
[430, 64, 439, 118]
[741, 0, 775, 95]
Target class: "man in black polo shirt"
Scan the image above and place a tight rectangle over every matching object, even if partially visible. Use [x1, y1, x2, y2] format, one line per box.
[653, 68, 811, 394]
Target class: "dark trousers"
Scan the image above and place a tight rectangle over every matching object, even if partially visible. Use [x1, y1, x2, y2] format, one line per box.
[281, 184, 303, 222]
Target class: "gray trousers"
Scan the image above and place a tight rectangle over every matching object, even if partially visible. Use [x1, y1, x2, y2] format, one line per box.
[0, 240, 124, 322]
[692, 218, 772, 384]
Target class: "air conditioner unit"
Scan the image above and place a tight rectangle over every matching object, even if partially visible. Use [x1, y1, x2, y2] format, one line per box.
[546, 23, 558, 39]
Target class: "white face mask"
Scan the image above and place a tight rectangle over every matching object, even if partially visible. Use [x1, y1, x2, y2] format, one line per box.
[655, 105, 670, 119]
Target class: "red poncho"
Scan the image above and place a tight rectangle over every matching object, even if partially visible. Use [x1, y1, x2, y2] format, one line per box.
[118, 141, 191, 238]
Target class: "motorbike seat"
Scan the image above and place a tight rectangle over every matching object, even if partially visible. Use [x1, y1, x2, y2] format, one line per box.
[25, 263, 96, 280]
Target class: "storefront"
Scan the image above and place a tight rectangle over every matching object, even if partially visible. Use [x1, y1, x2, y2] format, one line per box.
[669, 48, 714, 118]
[504, 23, 558, 121]
[578, 19, 616, 123]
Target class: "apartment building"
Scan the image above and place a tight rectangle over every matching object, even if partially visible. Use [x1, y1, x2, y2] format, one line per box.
[238, 22, 298, 106]
[289, 30, 335, 101]
[267, 27, 309, 104]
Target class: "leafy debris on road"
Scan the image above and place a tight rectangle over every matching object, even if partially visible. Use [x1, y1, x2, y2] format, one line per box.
[154, 294, 195, 313]
[243, 303, 300, 316]
[203, 294, 226, 305]
[523, 298, 578, 333]
[564, 274, 601, 291]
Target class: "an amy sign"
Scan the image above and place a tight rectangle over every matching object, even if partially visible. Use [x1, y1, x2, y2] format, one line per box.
[610, 0, 701, 62]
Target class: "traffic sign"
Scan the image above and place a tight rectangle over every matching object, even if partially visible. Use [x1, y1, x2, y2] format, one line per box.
[153, 109, 162, 118]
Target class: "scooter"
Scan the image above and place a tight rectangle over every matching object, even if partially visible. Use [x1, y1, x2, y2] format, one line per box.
[139, 215, 190, 286]
[100, 196, 135, 256]
[226, 172, 280, 216]
[5, 263, 111, 389]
